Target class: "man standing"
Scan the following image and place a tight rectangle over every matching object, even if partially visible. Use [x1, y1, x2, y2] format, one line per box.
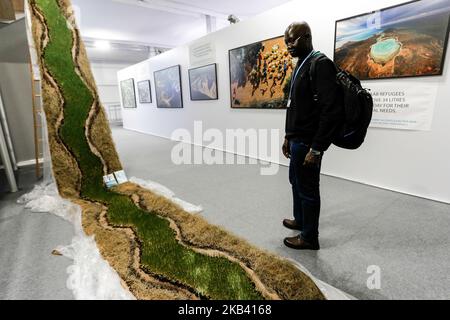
[282, 22, 342, 250]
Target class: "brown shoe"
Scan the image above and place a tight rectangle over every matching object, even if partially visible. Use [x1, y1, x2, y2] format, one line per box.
[283, 235, 320, 250]
[283, 219, 302, 231]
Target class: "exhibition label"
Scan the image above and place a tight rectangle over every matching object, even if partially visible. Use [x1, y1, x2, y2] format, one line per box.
[189, 40, 216, 68]
[364, 83, 438, 131]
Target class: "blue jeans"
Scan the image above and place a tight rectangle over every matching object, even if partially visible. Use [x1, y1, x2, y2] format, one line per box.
[289, 139, 322, 244]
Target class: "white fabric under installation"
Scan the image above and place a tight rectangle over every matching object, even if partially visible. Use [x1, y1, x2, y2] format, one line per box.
[17, 182, 135, 300]
[286, 258, 353, 300]
[129, 177, 203, 214]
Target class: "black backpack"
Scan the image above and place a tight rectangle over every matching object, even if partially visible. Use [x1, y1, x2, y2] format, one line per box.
[309, 53, 373, 150]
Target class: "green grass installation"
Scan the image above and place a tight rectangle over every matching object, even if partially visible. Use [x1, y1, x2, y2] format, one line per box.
[34, 0, 262, 300]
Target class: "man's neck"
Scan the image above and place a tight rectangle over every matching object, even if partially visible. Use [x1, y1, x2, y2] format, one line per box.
[298, 49, 314, 62]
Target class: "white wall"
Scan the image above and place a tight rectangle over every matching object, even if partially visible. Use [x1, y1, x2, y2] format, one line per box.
[91, 62, 134, 124]
[91, 62, 129, 105]
[0, 19, 35, 166]
[118, 0, 450, 204]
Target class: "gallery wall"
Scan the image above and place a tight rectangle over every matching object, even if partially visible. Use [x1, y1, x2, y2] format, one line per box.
[118, 0, 450, 204]
[0, 19, 35, 166]
[91, 63, 127, 106]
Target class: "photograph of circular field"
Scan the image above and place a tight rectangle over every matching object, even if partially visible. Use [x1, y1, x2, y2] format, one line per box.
[334, 0, 450, 80]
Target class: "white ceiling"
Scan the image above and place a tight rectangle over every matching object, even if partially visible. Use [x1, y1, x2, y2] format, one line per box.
[72, 0, 293, 48]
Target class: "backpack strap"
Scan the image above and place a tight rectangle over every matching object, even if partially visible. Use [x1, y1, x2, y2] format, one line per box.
[308, 52, 327, 103]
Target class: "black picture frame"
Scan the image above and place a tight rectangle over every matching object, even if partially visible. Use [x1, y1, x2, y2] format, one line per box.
[153, 65, 183, 109]
[137, 80, 152, 104]
[119, 78, 137, 109]
[188, 63, 218, 101]
[334, 0, 450, 80]
[228, 35, 293, 109]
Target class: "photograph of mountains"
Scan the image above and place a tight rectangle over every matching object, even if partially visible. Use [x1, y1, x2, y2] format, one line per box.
[335, 0, 450, 80]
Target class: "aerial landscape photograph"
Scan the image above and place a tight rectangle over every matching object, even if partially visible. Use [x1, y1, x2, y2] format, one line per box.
[335, 0, 450, 80]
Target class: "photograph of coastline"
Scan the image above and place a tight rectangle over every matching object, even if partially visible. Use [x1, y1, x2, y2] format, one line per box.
[137, 80, 152, 103]
[120, 78, 137, 109]
[189, 64, 218, 101]
[334, 0, 450, 80]
[154, 65, 183, 108]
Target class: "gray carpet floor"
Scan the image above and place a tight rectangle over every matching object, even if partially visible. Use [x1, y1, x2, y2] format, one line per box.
[1, 126, 449, 300]
[0, 166, 74, 300]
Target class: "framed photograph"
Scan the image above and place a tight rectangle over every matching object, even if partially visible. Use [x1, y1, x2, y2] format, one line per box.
[334, 0, 450, 80]
[188, 63, 218, 101]
[154, 65, 183, 108]
[137, 80, 152, 103]
[229, 36, 293, 109]
[120, 78, 137, 109]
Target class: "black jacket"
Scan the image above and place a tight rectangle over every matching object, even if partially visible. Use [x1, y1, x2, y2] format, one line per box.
[285, 52, 343, 152]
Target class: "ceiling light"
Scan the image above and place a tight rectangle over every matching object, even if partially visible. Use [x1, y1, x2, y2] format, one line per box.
[94, 40, 111, 50]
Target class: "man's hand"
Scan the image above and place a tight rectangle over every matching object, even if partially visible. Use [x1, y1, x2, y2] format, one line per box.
[282, 138, 290, 159]
[303, 150, 321, 168]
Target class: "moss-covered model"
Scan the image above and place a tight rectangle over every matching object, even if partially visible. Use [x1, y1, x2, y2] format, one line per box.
[29, 0, 325, 300]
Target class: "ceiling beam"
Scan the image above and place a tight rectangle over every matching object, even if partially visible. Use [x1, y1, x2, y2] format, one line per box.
[168, 0, 246, 19]
[160, 0, 229, 19]
[112, 0, 229, 20]
[83, 36, 174, 50]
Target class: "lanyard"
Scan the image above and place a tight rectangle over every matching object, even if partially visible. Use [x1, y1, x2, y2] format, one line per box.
[289, 50, 315, 99]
